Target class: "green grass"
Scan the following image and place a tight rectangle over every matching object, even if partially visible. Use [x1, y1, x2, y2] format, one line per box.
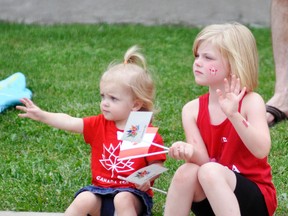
[0, 22, 287, 215]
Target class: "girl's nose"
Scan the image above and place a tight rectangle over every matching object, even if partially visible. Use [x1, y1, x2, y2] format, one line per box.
[194, 58, 202, 67]
[101, 99, 109, 107]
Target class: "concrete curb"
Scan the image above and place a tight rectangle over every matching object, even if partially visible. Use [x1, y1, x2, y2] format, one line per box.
[0, 212, 63, 216]
[0, 0, 270, 27]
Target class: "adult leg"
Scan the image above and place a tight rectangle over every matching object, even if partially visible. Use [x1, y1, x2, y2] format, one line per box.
[114, 191, 143, 216]
[64, 191, 102, 216]
[266, 0, 288, 125]
[198, 162, 240, 216]
[164, 163, 206, 216]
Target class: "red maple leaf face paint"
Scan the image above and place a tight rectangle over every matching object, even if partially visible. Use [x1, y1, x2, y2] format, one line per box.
[209, 66, 218, 76]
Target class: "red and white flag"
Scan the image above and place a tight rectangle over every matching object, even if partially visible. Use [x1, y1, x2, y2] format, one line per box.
[119, 127, 160, 160]
[118, 112, 168, 160]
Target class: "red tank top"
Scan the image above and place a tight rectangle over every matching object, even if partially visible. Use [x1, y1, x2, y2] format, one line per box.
[196, 93, 277, 216]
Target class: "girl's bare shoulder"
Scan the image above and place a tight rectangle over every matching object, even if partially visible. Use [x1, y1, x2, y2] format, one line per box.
[242, 92, 266, 114]
[182, 98, 199, 118]
[243, 92, 265, 106]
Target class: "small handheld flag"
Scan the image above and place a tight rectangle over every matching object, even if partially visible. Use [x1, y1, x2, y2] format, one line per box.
[119, 112, 168, 160]
[118, 164, 168, 194]
[121, 111, 153, 143]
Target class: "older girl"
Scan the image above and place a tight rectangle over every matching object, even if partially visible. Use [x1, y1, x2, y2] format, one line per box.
[164, 23, 277, 216]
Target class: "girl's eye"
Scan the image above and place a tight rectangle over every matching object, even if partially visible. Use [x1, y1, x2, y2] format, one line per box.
[205, 56, 213, 60]
[111, 96, 118, 101]
[100, 94, 104, 99]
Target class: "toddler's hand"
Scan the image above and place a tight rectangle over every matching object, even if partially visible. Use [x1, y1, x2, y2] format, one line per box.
[16, 98, 43, 121]
[135, 181, 151, 192]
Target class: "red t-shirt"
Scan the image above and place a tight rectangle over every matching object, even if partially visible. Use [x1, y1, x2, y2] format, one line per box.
[83, 114, 166, 197]
[197, 93, 277, 216]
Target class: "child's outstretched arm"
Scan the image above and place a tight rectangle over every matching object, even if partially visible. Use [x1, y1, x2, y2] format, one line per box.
[16, 98, 83, 133]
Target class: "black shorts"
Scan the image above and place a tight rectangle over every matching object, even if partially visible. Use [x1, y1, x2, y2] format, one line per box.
[191, 172, 269, 216]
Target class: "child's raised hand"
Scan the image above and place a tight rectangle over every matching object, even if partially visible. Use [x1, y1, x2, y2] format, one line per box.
[16, 98, 43, 121]
[216, 75, 246, 117]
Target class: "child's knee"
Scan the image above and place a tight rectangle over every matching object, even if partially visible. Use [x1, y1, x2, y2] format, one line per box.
[65, 191, 101, 215]
[198, 162, 223, 185]
[114, 191, 134, 207]
[114, 192, 142, 214]
[172, 163, 199, 184]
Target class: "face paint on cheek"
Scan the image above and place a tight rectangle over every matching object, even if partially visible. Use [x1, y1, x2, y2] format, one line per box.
[209, 66, 218, 76]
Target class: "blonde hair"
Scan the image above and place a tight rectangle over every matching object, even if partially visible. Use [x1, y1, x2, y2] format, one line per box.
[100, 45, 155, 112]
[192, 22, 258, 92]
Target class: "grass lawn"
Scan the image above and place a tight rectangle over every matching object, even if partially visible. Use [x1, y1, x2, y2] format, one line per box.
[0, 22, 287, 215]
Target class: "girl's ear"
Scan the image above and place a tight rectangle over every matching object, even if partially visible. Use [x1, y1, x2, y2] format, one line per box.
[132, 99, 144, 111]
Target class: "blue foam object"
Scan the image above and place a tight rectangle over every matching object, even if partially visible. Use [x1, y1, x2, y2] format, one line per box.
[0, 72, 32, 113]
